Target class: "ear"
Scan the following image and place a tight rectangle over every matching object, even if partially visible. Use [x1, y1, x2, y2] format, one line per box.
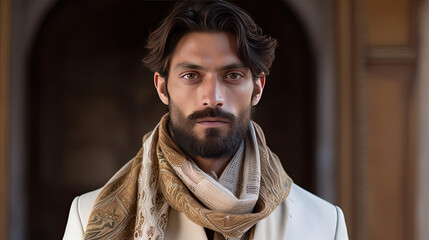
[154, 72, 169, 105]
[251, 73, 266, 106]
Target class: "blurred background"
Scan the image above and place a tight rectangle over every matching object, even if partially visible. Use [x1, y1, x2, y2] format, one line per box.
[0, 0, 427, 239]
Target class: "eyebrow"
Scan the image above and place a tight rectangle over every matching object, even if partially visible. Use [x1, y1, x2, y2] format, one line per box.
[173, 62, 248, 71]
[174, 62, 204, 70]
[220, 63, 248, 71]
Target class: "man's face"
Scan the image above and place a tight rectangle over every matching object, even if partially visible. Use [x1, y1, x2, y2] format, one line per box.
[154, 32, 265, 158]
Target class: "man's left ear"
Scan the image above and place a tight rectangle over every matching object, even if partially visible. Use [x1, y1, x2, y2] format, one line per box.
[252, 73, 266, 106]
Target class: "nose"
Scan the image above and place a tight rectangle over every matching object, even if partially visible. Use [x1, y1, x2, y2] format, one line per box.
[201, 74, 224, 108]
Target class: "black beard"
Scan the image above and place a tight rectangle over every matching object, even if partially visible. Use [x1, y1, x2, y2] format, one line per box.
[169, 104, 250, 159]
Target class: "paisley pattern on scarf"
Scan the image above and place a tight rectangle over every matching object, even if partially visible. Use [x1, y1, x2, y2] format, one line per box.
[84, 114, 292, 240]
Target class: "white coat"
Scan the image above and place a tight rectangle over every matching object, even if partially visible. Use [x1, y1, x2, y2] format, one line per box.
[63, 183, 348, 239]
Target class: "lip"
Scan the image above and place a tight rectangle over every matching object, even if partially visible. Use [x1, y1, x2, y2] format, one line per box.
[196, 117, 229, 127]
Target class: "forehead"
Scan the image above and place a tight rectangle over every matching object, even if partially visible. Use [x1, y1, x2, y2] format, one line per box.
[170, 32, 243, 68]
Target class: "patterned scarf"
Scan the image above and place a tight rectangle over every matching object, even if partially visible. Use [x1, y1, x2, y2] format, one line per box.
[84, 114, 292, 240]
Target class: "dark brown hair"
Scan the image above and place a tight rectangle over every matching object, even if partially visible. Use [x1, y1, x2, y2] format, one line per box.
[142, 0, 277, 79]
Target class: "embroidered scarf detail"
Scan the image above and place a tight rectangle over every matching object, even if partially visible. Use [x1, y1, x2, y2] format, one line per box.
[84, 114, 293, 240]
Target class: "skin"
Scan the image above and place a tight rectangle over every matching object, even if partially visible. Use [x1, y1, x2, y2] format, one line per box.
[154, 32, 265, 176]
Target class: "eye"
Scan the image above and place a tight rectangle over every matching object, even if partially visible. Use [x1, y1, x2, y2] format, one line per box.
[181, 72, 200, 80]
[226, 72, 244, 80]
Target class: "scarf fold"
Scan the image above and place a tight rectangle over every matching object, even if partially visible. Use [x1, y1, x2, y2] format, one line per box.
[84, 114, 292, 240]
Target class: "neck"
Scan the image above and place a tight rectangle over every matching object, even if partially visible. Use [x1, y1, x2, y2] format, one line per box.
[191, 154, 233, 177]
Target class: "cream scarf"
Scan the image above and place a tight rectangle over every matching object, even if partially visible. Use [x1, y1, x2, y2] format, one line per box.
[84, 114, 292, 240]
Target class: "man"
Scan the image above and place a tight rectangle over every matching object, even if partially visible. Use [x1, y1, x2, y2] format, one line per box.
[63, 1, 348, 239]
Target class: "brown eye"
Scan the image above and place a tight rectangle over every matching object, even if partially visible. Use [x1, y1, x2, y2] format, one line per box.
[226, 72, 243, 80]
[182, 73, 199, 80]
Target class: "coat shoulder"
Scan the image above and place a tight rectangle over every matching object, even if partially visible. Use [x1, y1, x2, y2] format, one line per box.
[63, 188, 102, 239]
[288, 183, 336, 217]
[285, 184, 348, 239]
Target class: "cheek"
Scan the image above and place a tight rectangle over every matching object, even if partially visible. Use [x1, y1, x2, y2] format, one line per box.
[169, 100, 190, 127]
[227, 83, 254, 107]
[167, 81, 195, 113]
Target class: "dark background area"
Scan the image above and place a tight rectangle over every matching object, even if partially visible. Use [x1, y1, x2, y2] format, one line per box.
[28, 0, 315, 239]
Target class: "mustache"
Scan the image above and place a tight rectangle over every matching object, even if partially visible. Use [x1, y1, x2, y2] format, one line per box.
[187, 107, 236, 122]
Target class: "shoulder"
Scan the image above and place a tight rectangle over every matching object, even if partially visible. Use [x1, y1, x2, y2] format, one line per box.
[285, 183, 348, 239]
[288, 183, 336, 218]
[63, 188, 102, 239]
